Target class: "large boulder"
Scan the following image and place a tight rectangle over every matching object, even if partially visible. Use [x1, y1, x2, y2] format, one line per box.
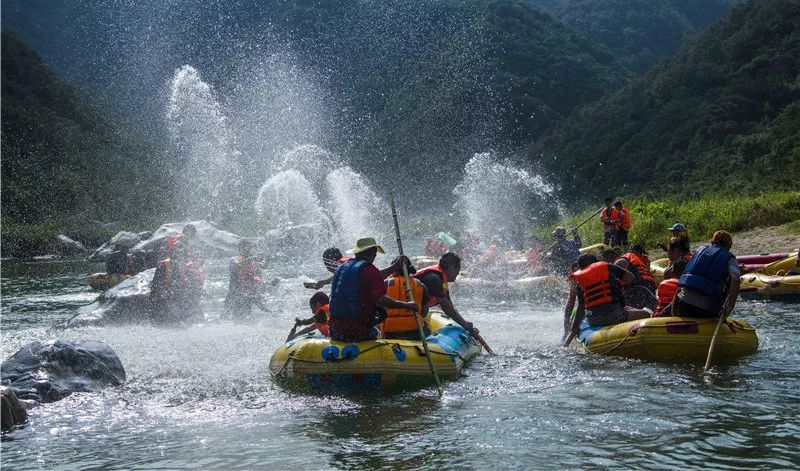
[70, 269, 155, 326]
[131, 220, 242, 261]
[55, 234, 87, 255]
[88, 230, 146, 262]
[1, 340, 126, 403]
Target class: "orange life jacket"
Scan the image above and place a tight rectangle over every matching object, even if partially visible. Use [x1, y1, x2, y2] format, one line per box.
[413, 265, 449, 307]
[381, 275, 426, 333]
[621, 253, 656, 285]
[156, 258, 179, 290]
[569, 262, 623, 308]
[601, 207, 620, 229]
[167, 234, 182, 254]
[233, 256, 264, 294]
[618, 207, 631, 229]
[314, 304, 330, 337]
[654, 278, 679, 317]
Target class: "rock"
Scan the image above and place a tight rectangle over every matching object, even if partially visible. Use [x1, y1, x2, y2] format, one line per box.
[1, 387, 28, 432]
[137, 231, 153, 241]
[69, 269, 156, 327]
[55, 234, 87, 255]
[1, 340, 126, 403]
[88, 231, 142, 262]
[131, 220, 242, 261]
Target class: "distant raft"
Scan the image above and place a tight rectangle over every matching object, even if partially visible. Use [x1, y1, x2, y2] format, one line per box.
[88, 272, 129, 291]
[576, 316, 758, 362]
[269, 313, 481, 394]
[739, 272, 800, 303]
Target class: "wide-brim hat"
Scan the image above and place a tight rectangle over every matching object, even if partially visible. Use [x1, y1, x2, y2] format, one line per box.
[349, 237, 385, 255]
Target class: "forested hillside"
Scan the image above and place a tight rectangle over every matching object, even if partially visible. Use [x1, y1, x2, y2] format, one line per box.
[535, 0, 800, 205]
[1, 33, 169, 241]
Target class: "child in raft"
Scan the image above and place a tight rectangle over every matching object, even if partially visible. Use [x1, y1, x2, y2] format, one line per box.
[287, 292, 330, 341]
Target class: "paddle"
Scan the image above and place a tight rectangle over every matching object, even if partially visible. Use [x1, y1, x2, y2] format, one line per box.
[704, 311, 729, 372]
[544, 207, 602, 253]
[390, 193, 444, 396]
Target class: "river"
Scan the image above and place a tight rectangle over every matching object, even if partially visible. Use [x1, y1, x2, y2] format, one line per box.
[1, 258, 798, 469]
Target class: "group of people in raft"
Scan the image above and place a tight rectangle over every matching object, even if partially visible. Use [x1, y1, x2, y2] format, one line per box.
[101, 199, 752, 344]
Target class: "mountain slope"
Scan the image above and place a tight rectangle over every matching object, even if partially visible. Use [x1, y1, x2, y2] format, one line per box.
[534, 0, 800, 204]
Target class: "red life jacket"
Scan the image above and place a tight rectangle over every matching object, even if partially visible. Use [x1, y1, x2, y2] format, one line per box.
[621, 253, 656, 285]
[569, 262, 623, 308]
[601, 207, 620, 230]
[156, 258, 179, 289]
[233, 256, 264, 294]
[167, 234, 182, 254]
[618, 207, 631, 229]
[413, 265, 449, 307]
[654, 278, 679, 317]
[314, 304, 330, 337]
[382, 275, 426, 333]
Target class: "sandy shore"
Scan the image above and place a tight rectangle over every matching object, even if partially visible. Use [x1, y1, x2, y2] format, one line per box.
[728, 222, 800, 256]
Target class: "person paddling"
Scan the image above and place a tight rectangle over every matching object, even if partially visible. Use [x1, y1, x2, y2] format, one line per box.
[413, 252, 481, 338]
[328, 237, 417, 342]
[673, 230, 740, 318]
[288, 292, 331, 341]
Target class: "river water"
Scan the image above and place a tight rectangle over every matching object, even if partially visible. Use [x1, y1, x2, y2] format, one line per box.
[1, 258, 798, 469]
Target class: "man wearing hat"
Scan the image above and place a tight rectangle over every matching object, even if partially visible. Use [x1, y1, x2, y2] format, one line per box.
[668, 223, 690, 250]
[328, 237, 418, 342]
[547, 226, 582, 276]
[674, 230, 741, 318]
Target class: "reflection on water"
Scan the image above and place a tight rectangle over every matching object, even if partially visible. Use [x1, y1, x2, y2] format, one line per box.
[1, 260, 799, 469]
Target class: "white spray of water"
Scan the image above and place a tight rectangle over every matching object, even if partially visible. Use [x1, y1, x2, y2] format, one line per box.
[166, 65, 240, 220]
[326, 166, 387, 246]
[454, 152, 562, 248]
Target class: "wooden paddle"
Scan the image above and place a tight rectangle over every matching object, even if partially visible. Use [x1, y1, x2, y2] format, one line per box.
[390, 193, 444, 396]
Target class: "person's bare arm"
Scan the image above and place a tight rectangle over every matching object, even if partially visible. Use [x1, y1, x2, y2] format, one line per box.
[376, 295, 417, 312]
[563, 282, 577, 334]
[565, 296, 586, 346]
[304, 276, 333, 289]
[378, 256, 410, 279]
[287, 324, 317, 341]
[721, 275, 741, 317]
[437, 296, 476, 334]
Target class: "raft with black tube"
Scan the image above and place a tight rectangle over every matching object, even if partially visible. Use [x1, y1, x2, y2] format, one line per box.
[575, 315, 758, 362]
[269, 312, 481, 393]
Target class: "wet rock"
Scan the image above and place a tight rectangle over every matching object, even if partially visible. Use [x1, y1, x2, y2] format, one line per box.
[1, 340, 125, 403]
[131, 220, 242, 261]
[55, 234, 87, 255]
[1, 387, 28, 432]
[88, 231, 143, 262]
[69, 269, 155, 327]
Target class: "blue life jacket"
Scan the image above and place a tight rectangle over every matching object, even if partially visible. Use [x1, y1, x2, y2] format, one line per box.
[329, 258, 368, 319]
[679, 244, 734, 300]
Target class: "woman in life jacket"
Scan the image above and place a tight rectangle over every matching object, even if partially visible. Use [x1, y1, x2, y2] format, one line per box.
[674, 230, 741, 318]
[654, 258, 688, 317]
[381, 258, 430, 340]
[563, 254, 653, 345]
[288, 292, 331, 341]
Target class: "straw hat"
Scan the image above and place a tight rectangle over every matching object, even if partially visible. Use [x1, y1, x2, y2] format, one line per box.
[349, 237, 385, 255]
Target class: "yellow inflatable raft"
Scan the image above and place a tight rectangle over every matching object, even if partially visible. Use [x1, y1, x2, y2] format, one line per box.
[739, 272, 800, 302]
[269, 313, 481, 394]
[88, 272, 129, 291]
[650, 258, 670, 284]
[757, 255, 798, 275]
[575, 316, 758, 362]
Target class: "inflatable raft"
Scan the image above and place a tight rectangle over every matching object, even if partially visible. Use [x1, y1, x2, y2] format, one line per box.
[269, 313, 481, 394]
[575, 316, 758, 362]
[88, 272, 129, 291]
[739, 272, 800, 303]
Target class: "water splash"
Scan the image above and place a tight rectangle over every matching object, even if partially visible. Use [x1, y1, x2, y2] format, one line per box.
[326, 166, 387, 246]
[454, 152, 562, 249]
[166, 65, 240, 222]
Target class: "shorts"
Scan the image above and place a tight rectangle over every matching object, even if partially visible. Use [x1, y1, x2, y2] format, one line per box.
[586, 303, 629, 327]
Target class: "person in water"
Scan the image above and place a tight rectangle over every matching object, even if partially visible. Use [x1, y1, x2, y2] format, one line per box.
[564, 254, 652, 344]
[287, 291, 330, 341]
[614, 243, 657, 309]
[673, 230, 740, 318]
[166, 224, 198, 260]
[225, 239, 266, 318]
[382, 257, 430, 340]
[413, 252, 481, 337]
[150, 237, 205, 324]
[548, 226, 582, 276]
[328, 237, 417, 342]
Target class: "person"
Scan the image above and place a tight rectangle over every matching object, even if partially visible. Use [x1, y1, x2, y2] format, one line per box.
[413, 252, 480, 337]
[287, 291, 330, 341]
[424, 236, 448, 257]
[600, 247, 620, 263]
[614, 201, 630, 248]
[547, 227, 582, 276]
[614, 243, 657, 309]
[663, 236, 693, 279]
[381, 257, 430, 340]
[150, 241, 205, 324]
[166, 224, 198, 260]
[105, 242, 134, 284]
[600, 198, 619, 247]
[653, 258, 688, 317]
[564, 254, 652, 344]
[328, 237, 418, 342]
[668, 223, 690, 249]
[225, 239, 266, 318]
[673, 230, 740, 318]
